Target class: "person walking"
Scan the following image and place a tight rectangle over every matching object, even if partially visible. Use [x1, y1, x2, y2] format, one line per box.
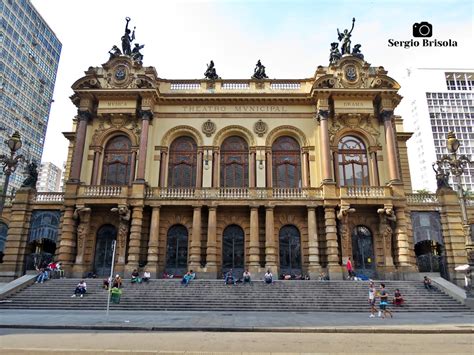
[368, 282, 377, 318]
[379, 283, 393, 319]
[346, 257, 354, 280]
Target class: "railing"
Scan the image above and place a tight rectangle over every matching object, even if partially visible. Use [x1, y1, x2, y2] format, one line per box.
[344, 186, 386, 198]
[159, 188, 195, 199]
[222, 82, 249, 90]
[83, 185, 123, 197]
[35, 192, 64, 202]
[217, 188, 250, 199]
[170, 82, 201, 90]
[465, 197, 474, 207]
[406, 193, 439, 204]
[273, 188, 308, 199]
[270, 82, 301, 90]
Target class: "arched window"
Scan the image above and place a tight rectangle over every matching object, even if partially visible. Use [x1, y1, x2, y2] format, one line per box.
[101, 135, 132, 185]
[168, 136, 197, 187]
[337, 136, 369, 186]
[220, 136, 249, 188]
[222, 224, 245, 274]
[272, 136, 301, 188]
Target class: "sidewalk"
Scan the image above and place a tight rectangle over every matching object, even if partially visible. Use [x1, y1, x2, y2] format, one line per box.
[0, 309, 473, 333]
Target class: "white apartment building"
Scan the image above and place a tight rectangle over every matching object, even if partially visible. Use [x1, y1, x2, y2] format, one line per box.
[36, 162, 62, 192]
[400, 69, 474, 193]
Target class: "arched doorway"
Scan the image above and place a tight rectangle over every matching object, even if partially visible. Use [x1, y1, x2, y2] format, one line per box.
[0, 222, 8, 263]
[166, 224, 188, 276]
[222, 224, 244, 276]
[25, 211, 61, 270]
[93, 224, 117, 276]
[279, 225, 302, 276]
[411, 212, 448, 279]
[351, 225, 375, 278]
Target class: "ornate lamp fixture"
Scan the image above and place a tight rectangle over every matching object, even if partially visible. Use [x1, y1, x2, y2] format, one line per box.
[0, 131, 24, 214]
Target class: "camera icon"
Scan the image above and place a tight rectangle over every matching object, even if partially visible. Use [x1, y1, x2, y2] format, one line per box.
[413, 22, 433, 37]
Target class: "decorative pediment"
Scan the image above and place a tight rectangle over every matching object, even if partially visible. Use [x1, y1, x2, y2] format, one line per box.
[90, 114, 140, 147]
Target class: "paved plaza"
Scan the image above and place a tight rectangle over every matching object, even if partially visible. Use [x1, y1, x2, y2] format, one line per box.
[0, 309, 472, 333]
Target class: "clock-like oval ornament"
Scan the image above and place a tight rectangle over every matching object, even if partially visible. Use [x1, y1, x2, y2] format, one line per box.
[114, 66, 126, 81]
[345, 65, 357, 82]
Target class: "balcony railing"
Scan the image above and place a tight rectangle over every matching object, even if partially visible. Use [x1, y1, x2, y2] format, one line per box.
[341, 186, 388, 198]
[406, 193, 439, 205]
[273, 188, 308, 199]
[82, 185, 123, 197]
[35, 192, 65, 203]
[159, 188, 196, 199]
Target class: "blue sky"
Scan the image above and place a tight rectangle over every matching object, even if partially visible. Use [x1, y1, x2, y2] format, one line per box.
[31, 0, 473, 166]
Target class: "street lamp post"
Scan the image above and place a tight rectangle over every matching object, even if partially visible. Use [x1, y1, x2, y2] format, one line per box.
[434, 131, 473, 295]
[0, 131, 24, 215]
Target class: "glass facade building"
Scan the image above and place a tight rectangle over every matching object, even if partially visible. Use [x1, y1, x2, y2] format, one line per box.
[0, 0, 61, 193]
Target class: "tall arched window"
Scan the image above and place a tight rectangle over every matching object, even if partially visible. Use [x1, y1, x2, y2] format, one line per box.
[337, 136, 369, 186]
[168, 136, 197, 187]
[101, 135, 132, 185]
[272, 136, 301, 188]
[220, 136, 249, 188]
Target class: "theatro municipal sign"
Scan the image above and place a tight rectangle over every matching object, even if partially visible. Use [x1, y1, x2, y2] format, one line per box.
[157, 105, 313, 114]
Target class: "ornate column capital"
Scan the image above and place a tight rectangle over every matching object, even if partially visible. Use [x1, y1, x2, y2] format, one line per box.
[138, 109, 153, 121]
[380, 110, 394, 122]
[77, 110, 92, 122]
[316, 109, 330, 123]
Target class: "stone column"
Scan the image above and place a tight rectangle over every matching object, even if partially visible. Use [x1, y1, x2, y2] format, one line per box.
[325, 207, 341, 279]
[249, 149, 256, 188]
[189, 206, 202, 270]
[265, 149, 272, 188]
[56, 206, 76, 274]
[307, 207, 320, 277]
[381, 110, 400, 183]
[318, 110, 333, 182]
[72, 207, 92, 276]
[91, 149, 101, 185]
[159, 149, 168, 187]
[265, 206, 277, 272]
[212, 150, 219, 187]
[129, 150, 137, 184]
[69, 110, 91, 183]
[369, 150, 379, 186]
[136, 110, 152, 182]
[146, 206, 161, 278]
[196, 150, 203, 188]
[205, 207, 218, 275]
[301, 150, 309, 188]
[248, 206, 260, 272]
[126, 206, 143, 275]
[394, 207, 415, 269]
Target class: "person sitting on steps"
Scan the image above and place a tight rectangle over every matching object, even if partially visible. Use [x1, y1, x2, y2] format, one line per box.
[112, 274, 122, 288]
[264, 269, 273, 284]
[71, 280, 87, 298]
[393, 288, 404, 306]
[224, 269, 236, 285]
[424, 276, 434, 290]
[243, 269, 251, 284]
[142, 270, 151, 283]
[35, 268, 48, 283]
[131, 269, 142, 284]
[181, 271, 194, 286]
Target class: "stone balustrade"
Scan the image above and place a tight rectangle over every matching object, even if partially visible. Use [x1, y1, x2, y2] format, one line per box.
[406, 193, 439, 205]
[82, 185, 123, 197]
[343, 186, 387, 198]
[159, 188, 195, 199]
[35, 192, 65, 202]
[465, 197, 474, 207]
[273, 188, 308, 199]
[217, 188, 250, 199]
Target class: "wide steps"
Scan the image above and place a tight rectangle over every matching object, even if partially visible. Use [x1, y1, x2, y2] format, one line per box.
[1, 279, 469, 312]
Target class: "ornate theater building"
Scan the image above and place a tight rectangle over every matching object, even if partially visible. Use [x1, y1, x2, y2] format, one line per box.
[0, 33, 472, 285]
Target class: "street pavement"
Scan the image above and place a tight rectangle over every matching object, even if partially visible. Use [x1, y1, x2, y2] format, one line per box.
[0, 309, 473, 333]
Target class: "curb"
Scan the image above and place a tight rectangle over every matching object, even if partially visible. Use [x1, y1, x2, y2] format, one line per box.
[1, 324, 473, 334]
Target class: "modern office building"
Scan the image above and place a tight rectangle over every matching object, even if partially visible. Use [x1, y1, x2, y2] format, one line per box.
[0, 0, 61, 193]
[401, 69, 474, 193]
[36, 161, 62, 192]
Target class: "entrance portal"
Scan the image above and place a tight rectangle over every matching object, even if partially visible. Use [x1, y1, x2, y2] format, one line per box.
[351, 225, 375, 278]
[166, 224, 188, 276]
[93, 224, 117, 276]
[279, 225, 302, 276]
[222, 224, 244, 276]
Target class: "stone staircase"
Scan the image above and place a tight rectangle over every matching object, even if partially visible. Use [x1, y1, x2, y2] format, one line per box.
[0, 278, 470, 312]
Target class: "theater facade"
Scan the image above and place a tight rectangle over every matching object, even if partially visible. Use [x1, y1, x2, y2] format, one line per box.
[1, 50, 472, 284]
